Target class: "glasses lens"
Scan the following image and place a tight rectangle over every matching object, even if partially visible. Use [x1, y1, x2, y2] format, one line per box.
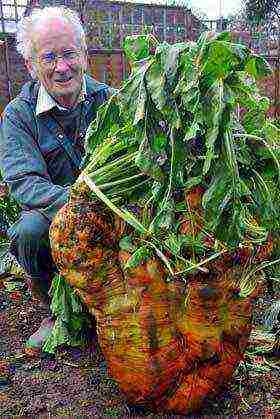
[62, 50, 79, 61]
[40, 52, 56, 65]
[38, 50, 80, 67]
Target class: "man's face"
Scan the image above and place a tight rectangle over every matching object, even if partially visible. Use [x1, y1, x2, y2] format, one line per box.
[28, 18, 87, 107]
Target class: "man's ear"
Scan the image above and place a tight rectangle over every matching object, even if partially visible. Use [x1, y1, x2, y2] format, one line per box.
[25, 59, 37, 79]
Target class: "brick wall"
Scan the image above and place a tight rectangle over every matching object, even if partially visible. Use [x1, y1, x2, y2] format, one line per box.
[257, 57, 280, 118]
[0, 36, 31, 114]
[0, 43, 9, 114]
[7, 36, 31, 98]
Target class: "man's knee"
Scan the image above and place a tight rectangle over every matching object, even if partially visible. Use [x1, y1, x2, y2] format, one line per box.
[7, 210, 51, 244]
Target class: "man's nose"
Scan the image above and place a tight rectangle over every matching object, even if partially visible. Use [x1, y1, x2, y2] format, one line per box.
[54, 58, 71, 72]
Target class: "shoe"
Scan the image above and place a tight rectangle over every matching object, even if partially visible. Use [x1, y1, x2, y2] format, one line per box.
[25, 317, 55, 357]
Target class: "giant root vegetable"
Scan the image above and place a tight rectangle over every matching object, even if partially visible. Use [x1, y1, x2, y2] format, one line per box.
[50, 185, 268, 414]
[49, 31, 279, 414]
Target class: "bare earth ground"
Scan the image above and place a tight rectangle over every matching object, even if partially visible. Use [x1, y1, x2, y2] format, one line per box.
[0, 272, 279, 418]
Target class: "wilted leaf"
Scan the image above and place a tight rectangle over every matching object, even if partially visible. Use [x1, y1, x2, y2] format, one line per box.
[245, 55, 272, 80]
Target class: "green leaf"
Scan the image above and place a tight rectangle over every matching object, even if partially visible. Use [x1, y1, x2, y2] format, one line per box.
[215, 202, 244, 247]
[162, 43, 190, 87]
[183, 121, 200, 142]
[145, 61, 167, 111]
[125, 246, 153, 269]
[123, 34, 152, 62]
[242, 107, 266, 134]
[43, 274, 90, 354]
[202, 80, 225, 174]
[119, 236, 135, 251]
[151, 132, 168, 153]
[43, 318, 71, 354]
[165, 233, 206, 258]
[184, 176, 203, 190]
[202, 168, 231, 229]
[261, 121, 280, 159]
[164, 233, 181, 256]
[83, 95, 120, 159]
[213, 31, 232, 42]
[245, 55, 272, 80]
[149, 200, 175, 233]
[201, 41, 249, 85]
[119, 64, 150, 126]
[135, 148, 164, 181]
[223, 130, 239, 181]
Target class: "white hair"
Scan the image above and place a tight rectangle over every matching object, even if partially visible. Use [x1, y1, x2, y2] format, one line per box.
[16, 6, 87, 60]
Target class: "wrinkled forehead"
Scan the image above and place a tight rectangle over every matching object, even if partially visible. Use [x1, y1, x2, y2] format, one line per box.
[32, 17, 81, 53]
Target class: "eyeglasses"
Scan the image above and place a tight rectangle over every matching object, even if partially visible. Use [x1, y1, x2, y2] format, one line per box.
[38, 50, 81, 67]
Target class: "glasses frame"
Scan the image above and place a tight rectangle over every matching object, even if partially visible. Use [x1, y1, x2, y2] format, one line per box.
[36, 49, 82, 69]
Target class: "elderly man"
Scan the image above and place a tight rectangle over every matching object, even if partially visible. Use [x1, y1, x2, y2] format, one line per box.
[0, 6, 112, 353]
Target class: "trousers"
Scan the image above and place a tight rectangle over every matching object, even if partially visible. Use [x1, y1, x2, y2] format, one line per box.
[7, 210, 57, 299]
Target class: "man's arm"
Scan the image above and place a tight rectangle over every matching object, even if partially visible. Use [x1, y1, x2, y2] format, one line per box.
[0, 104, 70, 221]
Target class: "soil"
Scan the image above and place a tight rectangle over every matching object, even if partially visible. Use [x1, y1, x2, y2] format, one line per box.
[0, 270, 279, 418]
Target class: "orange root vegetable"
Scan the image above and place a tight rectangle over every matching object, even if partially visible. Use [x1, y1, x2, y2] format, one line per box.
[49, 190, 263, 414]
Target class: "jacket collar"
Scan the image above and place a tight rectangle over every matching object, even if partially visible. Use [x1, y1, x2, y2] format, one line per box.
[18, 74, 109, 111]
[35, 76, 87, 116]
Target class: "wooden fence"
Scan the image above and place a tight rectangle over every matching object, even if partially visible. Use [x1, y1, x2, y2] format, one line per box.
[88, 49, 128, 87]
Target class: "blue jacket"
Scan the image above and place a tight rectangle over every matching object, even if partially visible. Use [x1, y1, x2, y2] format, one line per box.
[0, 75, 110, 221]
